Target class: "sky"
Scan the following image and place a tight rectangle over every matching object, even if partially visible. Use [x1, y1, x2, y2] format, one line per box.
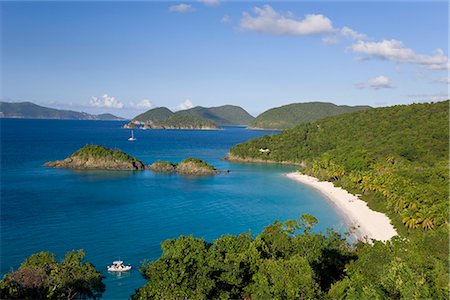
[1, 1, 449, 118]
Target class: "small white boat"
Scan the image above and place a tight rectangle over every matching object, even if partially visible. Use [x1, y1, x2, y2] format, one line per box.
[107, 260, 132, 272]
[128, 130, 136, 141]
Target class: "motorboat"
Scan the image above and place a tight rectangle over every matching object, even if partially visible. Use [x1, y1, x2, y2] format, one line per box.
[107, 260, 132, 272]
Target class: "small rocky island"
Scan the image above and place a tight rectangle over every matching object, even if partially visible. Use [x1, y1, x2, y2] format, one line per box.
[44, 145, 145, 171]
[148, 158, 222, 176]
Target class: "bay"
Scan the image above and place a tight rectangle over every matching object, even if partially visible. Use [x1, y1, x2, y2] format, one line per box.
[0, 119, 345, 299]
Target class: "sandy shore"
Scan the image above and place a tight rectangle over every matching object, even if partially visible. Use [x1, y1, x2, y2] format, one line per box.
[286, 172, 397, 242]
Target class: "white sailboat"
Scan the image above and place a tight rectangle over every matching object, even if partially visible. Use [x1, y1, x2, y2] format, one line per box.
[128, 130, 136, 141]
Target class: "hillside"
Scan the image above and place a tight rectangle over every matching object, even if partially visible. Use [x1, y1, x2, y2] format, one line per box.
[151, 115, 219, 129]
[230, 101, 449, 232]
[133, 107, 174, 122]
[0, 101, 124, 120]
[250, 102, 371, 129]
[176, 105, 254, 126]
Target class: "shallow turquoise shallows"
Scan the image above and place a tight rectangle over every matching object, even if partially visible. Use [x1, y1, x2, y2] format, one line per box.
[0, 119, 345, 299]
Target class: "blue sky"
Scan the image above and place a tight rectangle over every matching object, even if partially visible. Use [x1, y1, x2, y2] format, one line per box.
[1, 1, 448, 118]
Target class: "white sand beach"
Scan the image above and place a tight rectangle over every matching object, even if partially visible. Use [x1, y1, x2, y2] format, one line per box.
[286, 172, 397, 242]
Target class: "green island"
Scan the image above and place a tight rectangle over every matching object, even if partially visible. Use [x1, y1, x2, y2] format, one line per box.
[248, 102, 371, 130]
[124, 105, 254, 129]
[149, 158, 221, 175]
[44, 145, 146, 170]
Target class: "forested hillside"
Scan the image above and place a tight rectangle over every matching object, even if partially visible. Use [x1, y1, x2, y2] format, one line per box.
[133, 101, 449, 299]
[133, 107, 174, 122]
[231, 101, 449, 231]
[249, 102, 371, 129]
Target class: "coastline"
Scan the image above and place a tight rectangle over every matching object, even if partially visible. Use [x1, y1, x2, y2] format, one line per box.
[285, 172, 397, 242]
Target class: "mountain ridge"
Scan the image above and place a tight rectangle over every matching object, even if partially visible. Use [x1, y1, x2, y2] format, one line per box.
[0, 101, 125, 120]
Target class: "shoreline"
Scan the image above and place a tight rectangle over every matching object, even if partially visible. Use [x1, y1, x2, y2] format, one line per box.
[285, 172, 397, 242]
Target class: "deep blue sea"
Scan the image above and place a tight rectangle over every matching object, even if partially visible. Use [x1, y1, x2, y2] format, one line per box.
[0, 119, 345, 299]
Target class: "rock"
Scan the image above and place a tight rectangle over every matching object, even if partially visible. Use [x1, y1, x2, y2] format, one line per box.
[147, 161, 177, 173]
[44, 145, 145, 171]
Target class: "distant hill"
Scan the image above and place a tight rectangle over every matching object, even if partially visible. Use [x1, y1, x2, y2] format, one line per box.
[133, 107, 174, 122]
[176, 105, 254, 126]
[151, 115, 219, 130]
[132, 105, 254, 127]
[0, 101, 125, 120]
[250, 102, 372, 129]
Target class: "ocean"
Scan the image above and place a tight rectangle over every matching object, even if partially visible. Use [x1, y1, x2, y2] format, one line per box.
[0, 119, 345, 299]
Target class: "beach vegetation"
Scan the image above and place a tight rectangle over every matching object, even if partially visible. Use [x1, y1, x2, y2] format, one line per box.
[0, 250, 105, 300]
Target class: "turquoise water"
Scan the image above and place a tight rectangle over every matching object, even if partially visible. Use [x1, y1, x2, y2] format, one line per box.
[0, 119, 345, 299]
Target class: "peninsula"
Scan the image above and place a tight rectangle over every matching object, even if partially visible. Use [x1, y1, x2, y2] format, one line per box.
[44, 145, 145, 170]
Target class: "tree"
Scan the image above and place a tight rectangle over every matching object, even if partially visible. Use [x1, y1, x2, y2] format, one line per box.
[0, 250, 105, 300]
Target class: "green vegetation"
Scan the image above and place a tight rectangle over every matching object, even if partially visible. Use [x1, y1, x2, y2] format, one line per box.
[133, 107, 174, 122]
[133, 215, 448, 299]
[180, 157, 215, 171]
[0, 101, 123, 120]
[72, 145, 141, 164]
[231, 101, 449, 231]
[176, 105, 254, 126]
[130, 105, 254, 127]
[153, 115, 219, 129]
[249, 102, 371, 129]
[0, 250, 105, 300]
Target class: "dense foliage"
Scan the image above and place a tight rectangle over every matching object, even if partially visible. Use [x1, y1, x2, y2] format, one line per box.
[180, 157, 215, 171]
[131, 105, 254, 126]
[176, 105, 254, 126]
[231, 101, 449, 231]
[72, 145, 142, 164]
[0, 101, 123, 120]
[153, 115, 219, 129]
[249, 102, 371, 129]
[0, 250, 105, 300]
[133, 216, 448, 299]
[133, 107, 174, 122]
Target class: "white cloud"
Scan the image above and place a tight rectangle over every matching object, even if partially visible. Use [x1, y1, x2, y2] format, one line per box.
[177, 99, 194, 110]
[199, 0, 220, 6]
[356, 76, 393, 90]
[240, 5, 335, 36]
[169, 3, 194, 13]
[130, 99, 154, 109]
[221, 14, 231, 24]
[90, 94, 124, 108]
[340, 26, 366, 40]
[350, 39, 449, 70]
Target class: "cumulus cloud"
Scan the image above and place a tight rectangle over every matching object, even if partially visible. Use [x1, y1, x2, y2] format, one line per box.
[240, 5, 335, 36]
[169, 3, 194, 13]
[340, 26, 367, 40]
[90, 94, 124, 108]
[199, 0, 220, 6]
[177, 99, 194, 110]
[356, 76, 394, 90]
[130, 99, 154, 109]
[221, 14, 231, 24]
[350, 39, 449, 70]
